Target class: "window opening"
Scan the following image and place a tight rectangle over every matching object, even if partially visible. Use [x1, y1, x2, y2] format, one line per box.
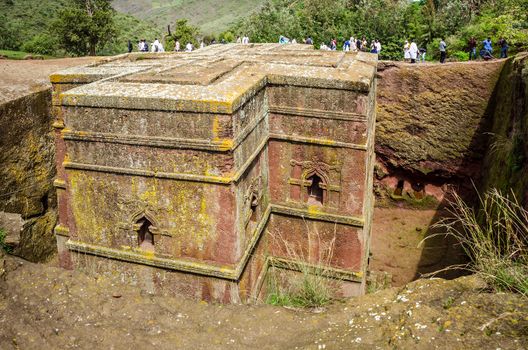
[307, 174, 324, 205]
[249, 195, 258, 222]
[137, 217, 154, 251]
[394, 179, 404, 196]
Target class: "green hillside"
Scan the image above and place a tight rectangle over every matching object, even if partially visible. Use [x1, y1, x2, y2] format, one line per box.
[112, 0, 265, 35]
[0, 0, 161, 55]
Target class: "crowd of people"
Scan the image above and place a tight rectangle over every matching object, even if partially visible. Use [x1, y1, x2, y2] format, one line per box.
[127, 35, 250, 54]
[132, 39, 166, 53]
[279, 35, 384, 54]
[471, 36, 509, 61]
[127, 33, 510, 64]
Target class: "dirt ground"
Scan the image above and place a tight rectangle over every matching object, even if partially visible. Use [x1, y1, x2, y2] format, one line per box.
[0, 254, 526, 349]
[370, 207, 467, 287]
[0, 57, 101, 103]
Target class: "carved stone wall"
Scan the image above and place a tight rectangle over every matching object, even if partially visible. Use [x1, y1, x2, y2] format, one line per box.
[51, 44, 377, 302]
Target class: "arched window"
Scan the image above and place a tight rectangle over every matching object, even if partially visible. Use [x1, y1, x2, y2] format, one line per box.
[307, 174, 324, 205]
[249, 195, 258, 222]
[136, 217, 154, 251]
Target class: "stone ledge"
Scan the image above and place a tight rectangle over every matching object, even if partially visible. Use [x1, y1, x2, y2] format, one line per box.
[62, 130, 234, 152]
[67, 240, 239, 280]
[63, 162, 233, 184]
[269, 105, 367, 121]
[269, 133, 367, 150]
[270, 257, 364, 282]
[54, 225, 70, 237]
[271, 204, 364, 227]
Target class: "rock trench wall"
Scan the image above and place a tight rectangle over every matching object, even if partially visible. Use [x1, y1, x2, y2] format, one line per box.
[0, 89, 57, 262]
[375, 60, 506, 204]
[480, 53, 528, 205]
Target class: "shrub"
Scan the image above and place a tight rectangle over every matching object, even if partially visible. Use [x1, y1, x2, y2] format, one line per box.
[428, 189, 528, 297]
[218, 31, 235, 43]
[379, 40, 404, 61]
[21, 33, 58, 56]
[450, 50, 469, 61]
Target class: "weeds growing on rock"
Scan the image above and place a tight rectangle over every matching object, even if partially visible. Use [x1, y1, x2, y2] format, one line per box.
[0, 228, 12, 253]
[427, 189, 528, 297]
[265, 224, 340, 308]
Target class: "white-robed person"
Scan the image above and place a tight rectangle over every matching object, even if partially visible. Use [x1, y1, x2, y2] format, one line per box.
[403, 40, 411, 62]
[350, 37, 357, 52]
[174, 40, 180, 52]
[151, 39, 161, 52]
[409, 40, 419, 63]
[185, 42, 193, 52]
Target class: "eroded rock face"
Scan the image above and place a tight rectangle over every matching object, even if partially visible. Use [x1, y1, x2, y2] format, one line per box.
[0, 90, 57, 262]
[375, 60, 505, 202]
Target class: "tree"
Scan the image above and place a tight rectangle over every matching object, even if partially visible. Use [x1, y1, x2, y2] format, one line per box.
[0, 14, 17, 50]
[173, 19, 200, 48]
[55, 0, 116, 56]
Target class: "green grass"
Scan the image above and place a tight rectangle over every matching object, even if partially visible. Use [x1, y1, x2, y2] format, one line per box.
[0, 49, 57, 60]
[265, 226, 340, 308]
[112, 0, 266, 35]
[427, 189, 528, 297]
[0, 50, 32, 59]
[0, 228, 12, 253]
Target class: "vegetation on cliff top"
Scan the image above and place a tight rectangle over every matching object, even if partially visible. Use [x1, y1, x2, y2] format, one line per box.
[2, 0, 527, 58]
[230, 0, 528, 60]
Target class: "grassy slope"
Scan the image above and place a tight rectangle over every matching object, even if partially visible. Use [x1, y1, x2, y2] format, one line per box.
[112, 0, 266, 34]
[0, 0, 69, 46]
[0, 50, 34, 60]
[0, 0, 160, 55]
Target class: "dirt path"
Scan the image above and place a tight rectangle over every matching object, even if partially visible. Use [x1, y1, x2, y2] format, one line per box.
[0, 57, 101, 103]
[0, 255, 526, 349]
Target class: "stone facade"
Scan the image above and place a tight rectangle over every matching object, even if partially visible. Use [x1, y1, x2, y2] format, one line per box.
[51, 44, 377, 303]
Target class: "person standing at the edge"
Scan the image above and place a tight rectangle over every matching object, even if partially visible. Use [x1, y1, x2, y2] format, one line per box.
[375, 40, 381, 55]
[439, 38, 447, 63]
[409, 39, 418, 63]
[499, 37, 508, 58]
[403, 40, 410, 62]
[468, 37, 477, 60]
[483, 37, 493, 53]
